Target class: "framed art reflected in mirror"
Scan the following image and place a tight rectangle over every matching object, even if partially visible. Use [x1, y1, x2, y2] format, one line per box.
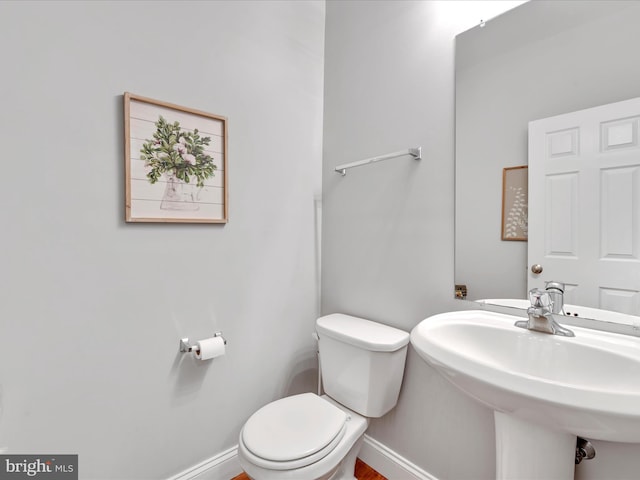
[501, 165, 527, 241]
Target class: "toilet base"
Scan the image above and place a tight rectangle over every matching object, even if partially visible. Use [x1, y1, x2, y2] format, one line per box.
[327, 434, 363, 480]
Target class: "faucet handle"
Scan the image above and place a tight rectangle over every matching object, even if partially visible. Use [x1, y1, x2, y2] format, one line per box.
[529, 288, 553, 309]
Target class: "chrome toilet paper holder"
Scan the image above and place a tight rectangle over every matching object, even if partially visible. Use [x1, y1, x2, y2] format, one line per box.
[180, 332, 227, 353]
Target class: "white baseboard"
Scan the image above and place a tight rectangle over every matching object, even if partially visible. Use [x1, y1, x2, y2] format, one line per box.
[359, 434, 439, 480]
[167, 446, 242, 480]
[168, 435, 438, 480]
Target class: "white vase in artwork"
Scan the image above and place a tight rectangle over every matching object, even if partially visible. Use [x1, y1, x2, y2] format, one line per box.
[160, 172, 200, 211]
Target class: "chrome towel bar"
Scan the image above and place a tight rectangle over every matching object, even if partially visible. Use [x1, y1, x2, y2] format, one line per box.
[334, 147, 422, 176]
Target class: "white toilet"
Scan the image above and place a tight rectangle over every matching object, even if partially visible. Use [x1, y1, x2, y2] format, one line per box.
[238, 313, 410, 480]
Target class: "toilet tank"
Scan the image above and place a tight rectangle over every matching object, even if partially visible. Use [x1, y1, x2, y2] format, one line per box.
[316, 313, 410, 418]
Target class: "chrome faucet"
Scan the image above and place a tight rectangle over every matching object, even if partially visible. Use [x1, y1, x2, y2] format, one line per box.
[515, 288, 575, 337]
[545, 281, 565, 315]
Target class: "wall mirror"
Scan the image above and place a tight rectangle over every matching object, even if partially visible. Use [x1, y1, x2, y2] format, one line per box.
[454, 0, 640, 326]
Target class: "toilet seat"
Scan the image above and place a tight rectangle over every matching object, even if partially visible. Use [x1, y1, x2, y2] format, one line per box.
[240, 393, 349, 470]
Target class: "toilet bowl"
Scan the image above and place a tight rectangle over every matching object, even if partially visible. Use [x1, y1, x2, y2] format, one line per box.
[238, 313, 409, 480]
[238, 394, 368, 480]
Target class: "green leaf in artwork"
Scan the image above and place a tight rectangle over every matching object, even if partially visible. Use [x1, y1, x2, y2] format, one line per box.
[140, 115, 217, 191]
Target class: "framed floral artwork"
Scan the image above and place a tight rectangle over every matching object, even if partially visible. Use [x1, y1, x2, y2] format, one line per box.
[124, 92, 228, 223]
[501, 165, 528, 241]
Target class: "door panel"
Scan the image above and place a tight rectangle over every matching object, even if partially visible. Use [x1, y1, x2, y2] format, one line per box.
[529, 97, 640, 315]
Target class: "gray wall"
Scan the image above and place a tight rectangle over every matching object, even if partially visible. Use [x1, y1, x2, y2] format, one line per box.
[323, 1, 640, 479]
[0, 1, 324, 478]
[322, 1, 496, 478]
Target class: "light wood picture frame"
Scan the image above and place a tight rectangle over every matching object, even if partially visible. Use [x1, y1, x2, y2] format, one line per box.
[124, 92, 228, 223]
[501, 165, 528, 241]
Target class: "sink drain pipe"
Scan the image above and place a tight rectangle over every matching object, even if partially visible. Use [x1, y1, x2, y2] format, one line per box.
[576, 437, 596, 464]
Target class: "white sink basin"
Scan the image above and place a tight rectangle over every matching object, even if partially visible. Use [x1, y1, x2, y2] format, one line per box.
[412, 310, 640, 478]
[410, 310, 640, 442]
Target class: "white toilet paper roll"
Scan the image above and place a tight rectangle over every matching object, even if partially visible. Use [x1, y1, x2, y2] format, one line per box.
[194, 336, 226, 360]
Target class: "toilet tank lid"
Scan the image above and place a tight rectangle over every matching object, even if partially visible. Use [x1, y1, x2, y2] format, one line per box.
[316, 314, 409, 352]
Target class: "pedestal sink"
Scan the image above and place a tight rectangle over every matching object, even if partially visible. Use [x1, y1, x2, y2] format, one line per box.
[410, 310, 640, 480]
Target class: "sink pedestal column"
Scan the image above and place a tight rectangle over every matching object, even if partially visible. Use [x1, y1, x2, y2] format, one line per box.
[495, 412, 576, 480]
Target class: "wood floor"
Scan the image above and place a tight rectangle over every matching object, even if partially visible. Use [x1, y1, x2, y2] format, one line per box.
[231, 458, 387, 480]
